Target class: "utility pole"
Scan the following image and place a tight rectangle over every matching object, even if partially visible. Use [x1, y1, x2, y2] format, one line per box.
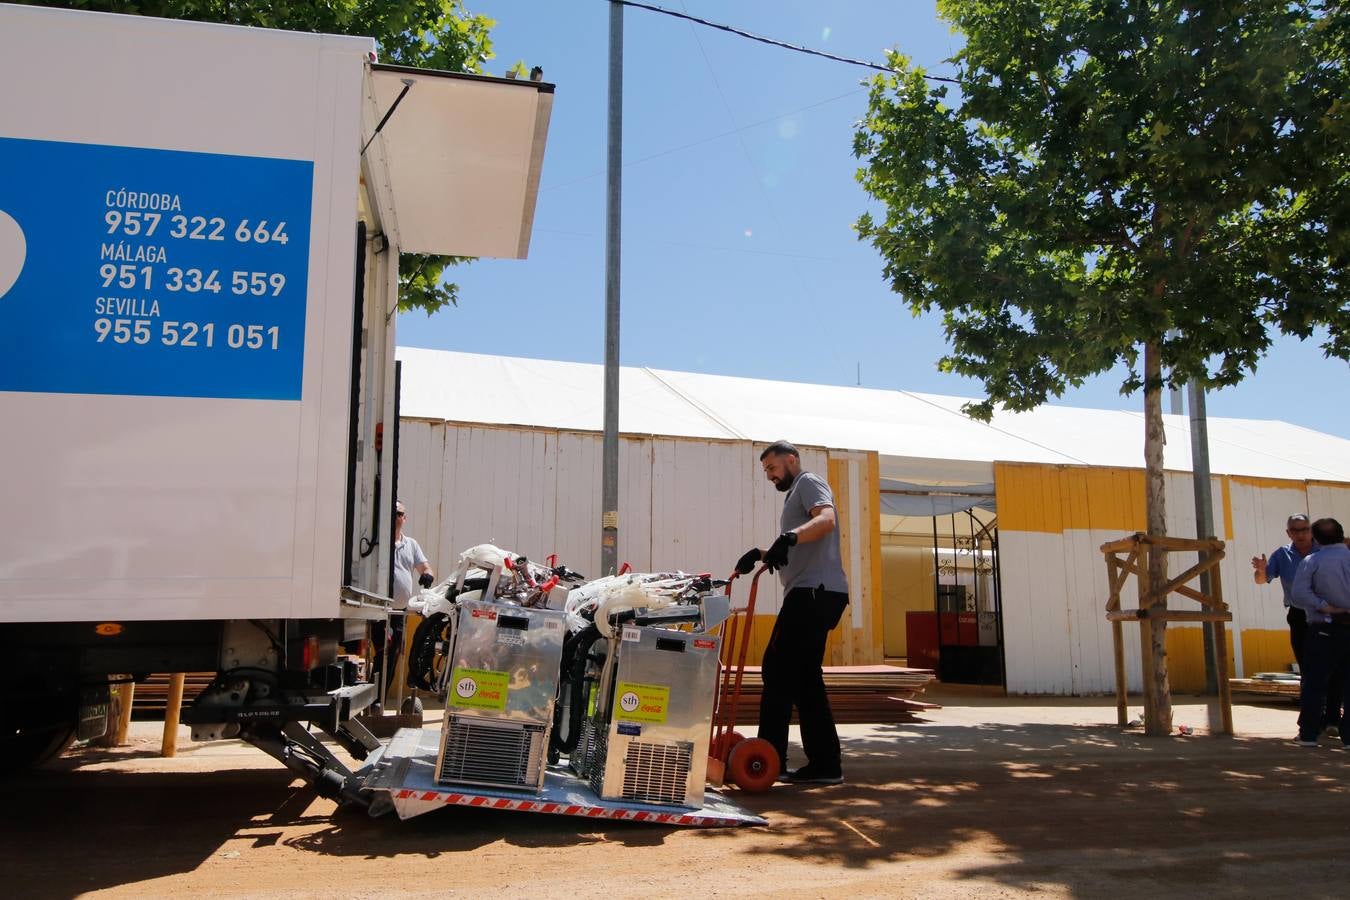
[1189, 381, 1220, 695]
[601, 0, 623, 575]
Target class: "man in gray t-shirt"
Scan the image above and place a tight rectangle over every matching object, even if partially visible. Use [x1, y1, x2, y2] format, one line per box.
[375, 501, 435, 708]
[734, 441, 849, 785]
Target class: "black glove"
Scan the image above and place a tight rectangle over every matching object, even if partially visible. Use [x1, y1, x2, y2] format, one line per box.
[418, 572, 434, 588]
[734, 547, 762, 575]
[762, 532, 798, 572]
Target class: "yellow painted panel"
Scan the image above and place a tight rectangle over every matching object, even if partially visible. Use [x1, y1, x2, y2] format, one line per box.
[995, 462, 1148, 534]
[1040, 463, 1065, 535]
[996, 464, 1022, 529]
[1166, 628, 1206, 694]
[1240, 628, 1295, 676]
[868, 452, 885, 664]
[1230, 475, 1309, 491]
[1221, 476, 1234, 541]
[1125, 468, 1149, 533]
[830, 456, 853, 667]
[752, 614, 776, 667]
[1164, 626, 1237, 694]
[727, 614, 779, 669]
[1066, 467, 1091, 538]
[994, 463, 1043, 532]
[881, 542, 936, 657]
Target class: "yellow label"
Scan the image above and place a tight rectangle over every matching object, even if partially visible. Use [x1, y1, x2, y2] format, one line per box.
[614, 681, 669, 724]
[449, 667, 509, 711]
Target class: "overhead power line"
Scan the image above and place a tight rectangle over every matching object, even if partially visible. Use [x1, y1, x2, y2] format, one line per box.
[543, 87, 864, 192]
[614, 0, 959, 84]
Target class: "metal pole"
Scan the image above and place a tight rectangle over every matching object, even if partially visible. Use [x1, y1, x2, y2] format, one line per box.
[1167, 330, 1184, 416]
[601, 0, 623, 575]
[1189, 381, 1219, 695]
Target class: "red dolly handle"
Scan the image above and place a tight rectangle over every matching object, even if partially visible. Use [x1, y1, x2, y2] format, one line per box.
[711, 565, 768, 759]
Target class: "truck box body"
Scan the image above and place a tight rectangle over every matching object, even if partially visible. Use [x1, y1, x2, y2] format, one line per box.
[0, 6, 370, 622]
[0, 5, 554, 626]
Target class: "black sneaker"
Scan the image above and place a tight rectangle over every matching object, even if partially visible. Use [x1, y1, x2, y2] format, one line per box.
[785, 764, 844, 785]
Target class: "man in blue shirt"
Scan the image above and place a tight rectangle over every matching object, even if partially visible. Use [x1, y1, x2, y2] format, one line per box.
[1290, 518, 1350, 747]
[1253, 513, 1340, 734]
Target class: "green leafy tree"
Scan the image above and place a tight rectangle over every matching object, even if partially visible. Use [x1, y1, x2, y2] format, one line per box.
[854, 0, 1347, 731]
[41, 0, 502, 313]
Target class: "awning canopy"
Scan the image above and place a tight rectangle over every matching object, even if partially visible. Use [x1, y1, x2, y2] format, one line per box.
[365, 65, 553, 258]
[880, 480, 996, 518]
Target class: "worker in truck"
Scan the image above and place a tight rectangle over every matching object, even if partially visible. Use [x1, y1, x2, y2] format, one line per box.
[374, 501, 435, 713]
[735, 441, 849, 785]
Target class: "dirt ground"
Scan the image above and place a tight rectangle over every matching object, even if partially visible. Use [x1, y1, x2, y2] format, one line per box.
[4, 690, 1348, 899]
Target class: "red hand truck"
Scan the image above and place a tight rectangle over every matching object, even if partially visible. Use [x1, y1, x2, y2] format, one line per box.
[706, 565, 780, 792]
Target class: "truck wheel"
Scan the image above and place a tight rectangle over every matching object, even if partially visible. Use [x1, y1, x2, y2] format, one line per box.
[1, 725, 76, 770]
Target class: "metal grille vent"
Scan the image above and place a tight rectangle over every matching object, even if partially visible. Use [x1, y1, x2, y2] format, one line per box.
[570, 718, 597, 777]
[621, 740, 693, 806]
[588, 728, 610, 796]
[438, 715, 545, 789]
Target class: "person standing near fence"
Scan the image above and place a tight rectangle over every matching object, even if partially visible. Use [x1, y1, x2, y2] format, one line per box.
[1291, 518, 1350, 748]
[1252, 513, 1341, 736]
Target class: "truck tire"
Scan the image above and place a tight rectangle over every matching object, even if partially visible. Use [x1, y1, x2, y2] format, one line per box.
[1, 724, 77, 770]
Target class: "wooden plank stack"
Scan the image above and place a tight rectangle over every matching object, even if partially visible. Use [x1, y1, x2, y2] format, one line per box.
[719, 664, 937, 725]
[1229, 673, 1300, 701]
[130, 672, 214, 719]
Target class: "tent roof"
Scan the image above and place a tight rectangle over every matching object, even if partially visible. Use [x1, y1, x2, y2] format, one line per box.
[396, 347, 1350, 484]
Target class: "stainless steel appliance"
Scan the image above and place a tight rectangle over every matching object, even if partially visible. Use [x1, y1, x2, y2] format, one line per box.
[587, 624, 721, 808]
[435, 598, 566, 792]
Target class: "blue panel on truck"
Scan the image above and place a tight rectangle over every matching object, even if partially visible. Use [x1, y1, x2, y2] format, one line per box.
[0, 136, 312, 401]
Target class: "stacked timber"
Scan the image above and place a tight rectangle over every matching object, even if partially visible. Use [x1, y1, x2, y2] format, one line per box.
[1229, 672, 1300, 701]
[130, 672, 214, 719]
[721, 664, 938, 725]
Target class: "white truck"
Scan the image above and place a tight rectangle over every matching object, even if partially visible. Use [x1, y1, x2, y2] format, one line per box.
[0, 3, 553, 807]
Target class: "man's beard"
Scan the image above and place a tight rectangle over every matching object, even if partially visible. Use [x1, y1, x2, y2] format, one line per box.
[774, 472, 796, 492]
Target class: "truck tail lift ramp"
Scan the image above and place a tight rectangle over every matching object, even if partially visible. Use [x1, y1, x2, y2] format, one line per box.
[361, 728, 766, 827]
[363, 552, 767, 827]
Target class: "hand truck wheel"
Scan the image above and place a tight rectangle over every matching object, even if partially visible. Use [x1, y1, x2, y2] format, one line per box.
[727, 737, 779, 793]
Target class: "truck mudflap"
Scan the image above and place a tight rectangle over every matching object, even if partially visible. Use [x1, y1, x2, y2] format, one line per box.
[358, 728, 766, 827]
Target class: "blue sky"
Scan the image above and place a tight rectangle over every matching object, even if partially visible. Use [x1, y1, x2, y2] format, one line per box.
[397, 0, 1349, 440]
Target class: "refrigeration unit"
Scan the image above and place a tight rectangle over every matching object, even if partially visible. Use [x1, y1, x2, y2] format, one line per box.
[585, 624, 722, 808]
[434, 598, 566, 792]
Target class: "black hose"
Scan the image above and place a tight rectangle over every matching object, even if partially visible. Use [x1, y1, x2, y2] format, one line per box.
[406, 612, 448, 692]
[551, 624, 600, 754]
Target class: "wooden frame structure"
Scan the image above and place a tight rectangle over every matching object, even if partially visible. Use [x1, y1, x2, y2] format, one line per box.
[1101, 533, 1233, 735]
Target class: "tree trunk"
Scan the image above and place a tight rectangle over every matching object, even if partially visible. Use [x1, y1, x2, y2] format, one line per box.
[1143, 340, 1173, 734]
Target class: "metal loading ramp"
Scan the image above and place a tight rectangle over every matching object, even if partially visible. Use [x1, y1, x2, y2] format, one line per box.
[362, 728, 766, 827]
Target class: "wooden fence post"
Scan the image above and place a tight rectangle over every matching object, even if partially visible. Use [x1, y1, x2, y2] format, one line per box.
[160, 672, 186, 757]
[114, 681, 135, 745]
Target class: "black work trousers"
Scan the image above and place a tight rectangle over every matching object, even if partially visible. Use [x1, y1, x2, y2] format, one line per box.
[758, 585, 849, 770]
[1298, 620, 1350, 742]
[1290, 606, 1344, 729]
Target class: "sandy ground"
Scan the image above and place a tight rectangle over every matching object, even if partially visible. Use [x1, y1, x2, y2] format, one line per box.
[4, 690, 1348, 899]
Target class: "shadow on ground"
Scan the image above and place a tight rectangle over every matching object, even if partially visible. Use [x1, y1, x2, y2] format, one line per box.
[5, 713, 1347, 897]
